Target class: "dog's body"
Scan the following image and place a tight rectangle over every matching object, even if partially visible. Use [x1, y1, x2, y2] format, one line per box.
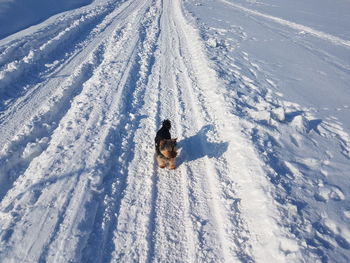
[155, 120, 177, 169]
[156, 139, 177, 169]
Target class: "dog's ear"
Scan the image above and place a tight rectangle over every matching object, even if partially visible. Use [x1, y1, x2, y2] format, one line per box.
[159, 140, 166, 147]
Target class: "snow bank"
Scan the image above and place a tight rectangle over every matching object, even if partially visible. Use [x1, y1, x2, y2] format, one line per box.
[0, 0, 93, 39]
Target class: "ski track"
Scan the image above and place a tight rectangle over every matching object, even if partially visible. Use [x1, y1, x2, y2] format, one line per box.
[1, 0, 350, 262]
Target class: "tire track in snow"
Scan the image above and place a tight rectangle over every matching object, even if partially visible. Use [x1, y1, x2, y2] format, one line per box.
[44, 1, 156, 261]
[0, 0, 152, 262]
[1, 41, 110, 211]
[43, 25, 142, 263]
[0, 0, 132, 120]
[0, 0, 137, 202]
[0, 42, 106, 202]
[106, 2, 166, 262]
[158, 0, 290, 261]
[149, 0, 240, 261]
[0, 0, 133, 126]
[0, 3, 104, 67]
[80, 1, 163, 262]
[0, 23, 134, 263]
[0, 0, 121, 104]
[145, 1, 200, 261]
[170, 1, 248, 261]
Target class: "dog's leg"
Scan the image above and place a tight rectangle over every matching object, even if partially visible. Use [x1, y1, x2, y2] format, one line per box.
[169, 158, 176, 170]
[156, 155, 166, 168]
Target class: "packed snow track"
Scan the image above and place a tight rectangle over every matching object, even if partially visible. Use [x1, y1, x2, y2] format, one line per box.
[1, 0, 350, 262]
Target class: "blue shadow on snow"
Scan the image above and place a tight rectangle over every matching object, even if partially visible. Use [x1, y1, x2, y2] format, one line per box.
[176, 125, 228, 167]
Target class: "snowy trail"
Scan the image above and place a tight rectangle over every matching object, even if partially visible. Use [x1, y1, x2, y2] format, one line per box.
[1, 0, 350, 262]
[107, 0, 291, 262]
[0, 0, 158, 261]
[0, 0, 137, 189]
[0, 0, 288, 261]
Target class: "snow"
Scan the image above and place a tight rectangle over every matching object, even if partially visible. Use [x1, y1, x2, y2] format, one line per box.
[0, 0, 350, 262]
[0, 0, 93, 39]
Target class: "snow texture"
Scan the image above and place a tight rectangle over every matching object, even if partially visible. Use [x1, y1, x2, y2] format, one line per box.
[0, 0, 349, 262]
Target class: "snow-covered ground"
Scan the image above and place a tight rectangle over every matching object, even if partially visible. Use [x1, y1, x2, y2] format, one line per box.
[0, 0, 349, 262]
[0, 0, 93, 39]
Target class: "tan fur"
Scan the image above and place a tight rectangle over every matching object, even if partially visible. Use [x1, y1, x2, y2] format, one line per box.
[156, 139, 177, 169]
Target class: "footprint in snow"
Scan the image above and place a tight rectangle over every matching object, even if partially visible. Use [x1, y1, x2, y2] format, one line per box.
[314, 184, 345, 202]
[311, 221, 350, 251]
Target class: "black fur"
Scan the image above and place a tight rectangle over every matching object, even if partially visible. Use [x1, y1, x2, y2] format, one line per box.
[155, 120, 171, 155]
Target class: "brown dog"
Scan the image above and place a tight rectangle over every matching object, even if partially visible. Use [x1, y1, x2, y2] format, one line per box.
[156, 138, 178, 169]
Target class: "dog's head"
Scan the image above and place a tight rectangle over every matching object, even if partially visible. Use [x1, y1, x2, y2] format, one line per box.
[162, 119, 171, 130]
[159, 138, 177, 158]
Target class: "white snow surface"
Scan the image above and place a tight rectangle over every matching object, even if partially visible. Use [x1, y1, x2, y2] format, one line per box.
[0, 0, 350, 262]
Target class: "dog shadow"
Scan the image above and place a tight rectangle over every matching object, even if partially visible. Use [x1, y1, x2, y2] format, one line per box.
[176, 125, 228, 167]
